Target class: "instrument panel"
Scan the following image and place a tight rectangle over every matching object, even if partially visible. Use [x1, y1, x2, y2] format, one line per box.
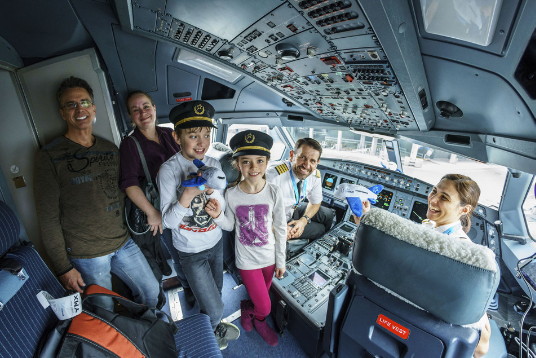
[272, 221, 358, 327]
[272, 158, 500, 332]
[318, 158, 500, 256]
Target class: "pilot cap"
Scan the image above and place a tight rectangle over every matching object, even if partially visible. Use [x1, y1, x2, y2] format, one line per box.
[230, 130, 273, 158]
[169, 100, 217, 130]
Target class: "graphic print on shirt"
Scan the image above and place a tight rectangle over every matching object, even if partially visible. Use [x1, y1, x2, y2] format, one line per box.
[236, 204, 269, 246]
[180, 192, 216, 232]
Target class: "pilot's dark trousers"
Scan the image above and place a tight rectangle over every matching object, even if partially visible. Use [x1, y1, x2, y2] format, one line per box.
[291, 202, 335, 241]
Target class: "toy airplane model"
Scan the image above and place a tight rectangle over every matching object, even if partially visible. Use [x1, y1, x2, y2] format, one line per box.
[334, 183, 384, 217]
[182, 159, 227, 191]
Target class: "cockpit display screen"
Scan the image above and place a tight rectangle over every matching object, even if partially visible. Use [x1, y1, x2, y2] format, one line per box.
[373, 189, 393, 210]
[340, 178, 355, 185]
[409, 200, 428, 223]
[322, 173, 338, 191]
[520, 258, 536, 292]
[309, 270, 329, 288]
[340, 224, 354, 233]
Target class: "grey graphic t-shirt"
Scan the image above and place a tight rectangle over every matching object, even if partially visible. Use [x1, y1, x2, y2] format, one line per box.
[34, 136, 128, 274]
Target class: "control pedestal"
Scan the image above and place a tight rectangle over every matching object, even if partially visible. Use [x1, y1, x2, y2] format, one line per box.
[271, 222, 357, 357]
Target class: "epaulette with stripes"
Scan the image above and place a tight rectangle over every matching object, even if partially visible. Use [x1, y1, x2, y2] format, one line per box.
[315, 169, 321, 178]
[275, 163, 289, 175]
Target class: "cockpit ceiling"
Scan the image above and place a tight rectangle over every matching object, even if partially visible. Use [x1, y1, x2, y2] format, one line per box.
[122, 0, 431, 135]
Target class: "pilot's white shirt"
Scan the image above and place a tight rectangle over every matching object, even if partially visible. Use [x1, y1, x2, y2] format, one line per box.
[433, 221, 470, 241]
[266, 160, 323, 221]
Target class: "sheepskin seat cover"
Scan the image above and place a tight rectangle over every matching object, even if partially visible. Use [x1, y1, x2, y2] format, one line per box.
[355, 208, 499, 325]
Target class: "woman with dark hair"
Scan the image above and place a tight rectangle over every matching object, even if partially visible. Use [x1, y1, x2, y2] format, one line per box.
[119, 91, 192, 306]
[424, 173, 481, 239]
[357, 173, 490, 357]
[426, 174, 490, 357]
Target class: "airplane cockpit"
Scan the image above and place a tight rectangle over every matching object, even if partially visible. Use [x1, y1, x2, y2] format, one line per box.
[0, 0, 535, 357]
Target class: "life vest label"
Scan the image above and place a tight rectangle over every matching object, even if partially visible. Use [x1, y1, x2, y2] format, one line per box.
[376, 314, 410, 340]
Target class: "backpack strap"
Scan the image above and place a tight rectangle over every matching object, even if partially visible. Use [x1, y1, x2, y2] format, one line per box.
[83, 284, 126, 299]
[82, 285, 177, 330]
[82, 284, 146, 314]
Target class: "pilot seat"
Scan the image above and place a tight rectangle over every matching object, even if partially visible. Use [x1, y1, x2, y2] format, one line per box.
[323, 207, 506, 358]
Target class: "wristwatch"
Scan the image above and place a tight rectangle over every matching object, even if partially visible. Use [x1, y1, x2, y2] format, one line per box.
[302, 215, 312, 224]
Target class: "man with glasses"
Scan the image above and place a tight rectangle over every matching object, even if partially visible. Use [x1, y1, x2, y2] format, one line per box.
[266, 138, 334, 255]
[34, 76, 159, 309]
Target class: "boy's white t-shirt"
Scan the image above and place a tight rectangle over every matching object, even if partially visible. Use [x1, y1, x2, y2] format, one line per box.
[157, 153, 225, 253]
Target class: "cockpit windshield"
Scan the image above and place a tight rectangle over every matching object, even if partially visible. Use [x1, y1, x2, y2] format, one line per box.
[220, 123, 507, 208]
[285, 127, 507, 209]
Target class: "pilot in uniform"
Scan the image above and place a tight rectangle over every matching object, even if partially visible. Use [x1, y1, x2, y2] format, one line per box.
[266, 157, 334, 246]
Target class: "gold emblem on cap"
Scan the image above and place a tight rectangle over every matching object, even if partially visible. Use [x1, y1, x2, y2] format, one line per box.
[245, 133, 255, 144]
[194, 104, 205, 115]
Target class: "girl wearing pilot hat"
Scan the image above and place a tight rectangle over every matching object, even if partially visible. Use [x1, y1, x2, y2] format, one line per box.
[205, 129, 286, 346]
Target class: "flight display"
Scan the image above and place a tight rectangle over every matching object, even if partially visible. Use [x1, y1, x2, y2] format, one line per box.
[409, 200, 428, 224]
[340, 178, 355, 185]
[309, 270, 330, 289]
[373, 189, 393, 210]
[322, 173, 338, 191]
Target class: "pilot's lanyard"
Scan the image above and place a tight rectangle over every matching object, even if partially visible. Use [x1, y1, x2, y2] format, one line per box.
[289, 166, 307, 208]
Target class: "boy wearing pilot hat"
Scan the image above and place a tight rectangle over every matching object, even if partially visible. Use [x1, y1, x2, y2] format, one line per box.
[157, 100, 240, 350]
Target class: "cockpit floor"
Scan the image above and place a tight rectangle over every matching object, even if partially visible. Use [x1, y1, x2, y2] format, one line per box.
[162, 270, 309, 357]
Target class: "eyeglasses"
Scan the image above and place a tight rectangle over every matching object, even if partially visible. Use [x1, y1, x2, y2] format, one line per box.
[61, 99, 93, 110]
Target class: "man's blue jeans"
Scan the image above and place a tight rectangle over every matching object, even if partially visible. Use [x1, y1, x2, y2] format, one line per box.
[177, 238, 224, 330]
[71, 238, 160, 310]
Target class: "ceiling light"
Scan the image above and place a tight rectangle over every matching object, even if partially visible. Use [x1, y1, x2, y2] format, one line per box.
[419, 0, 503, 46]
[175, 48, 243, 84]
[436, 101, 463, 118]
[217, 48, 234, 60]
[276, 43, 300, 61]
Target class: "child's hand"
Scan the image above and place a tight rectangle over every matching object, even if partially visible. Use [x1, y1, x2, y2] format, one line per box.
[275, 267, 286, 279]
[178, 186, 204, 208]
[205, 198, 222, 218]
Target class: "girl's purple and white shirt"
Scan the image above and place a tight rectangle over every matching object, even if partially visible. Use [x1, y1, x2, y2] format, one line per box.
[214, 182, 287, 270]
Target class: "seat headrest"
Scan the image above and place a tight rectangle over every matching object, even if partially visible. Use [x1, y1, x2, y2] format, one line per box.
[0, 201, 21, 255]
[207, 142, 240, 185]
[355, 208, 499, 325]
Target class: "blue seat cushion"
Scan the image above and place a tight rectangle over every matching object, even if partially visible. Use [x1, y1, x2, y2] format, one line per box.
[0, 245, 65, 358]
[174, 313, 222, 357]
[0, 201, 20, 255]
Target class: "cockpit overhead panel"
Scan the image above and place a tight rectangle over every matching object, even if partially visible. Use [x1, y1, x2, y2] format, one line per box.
[123, 0, 430, 134]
